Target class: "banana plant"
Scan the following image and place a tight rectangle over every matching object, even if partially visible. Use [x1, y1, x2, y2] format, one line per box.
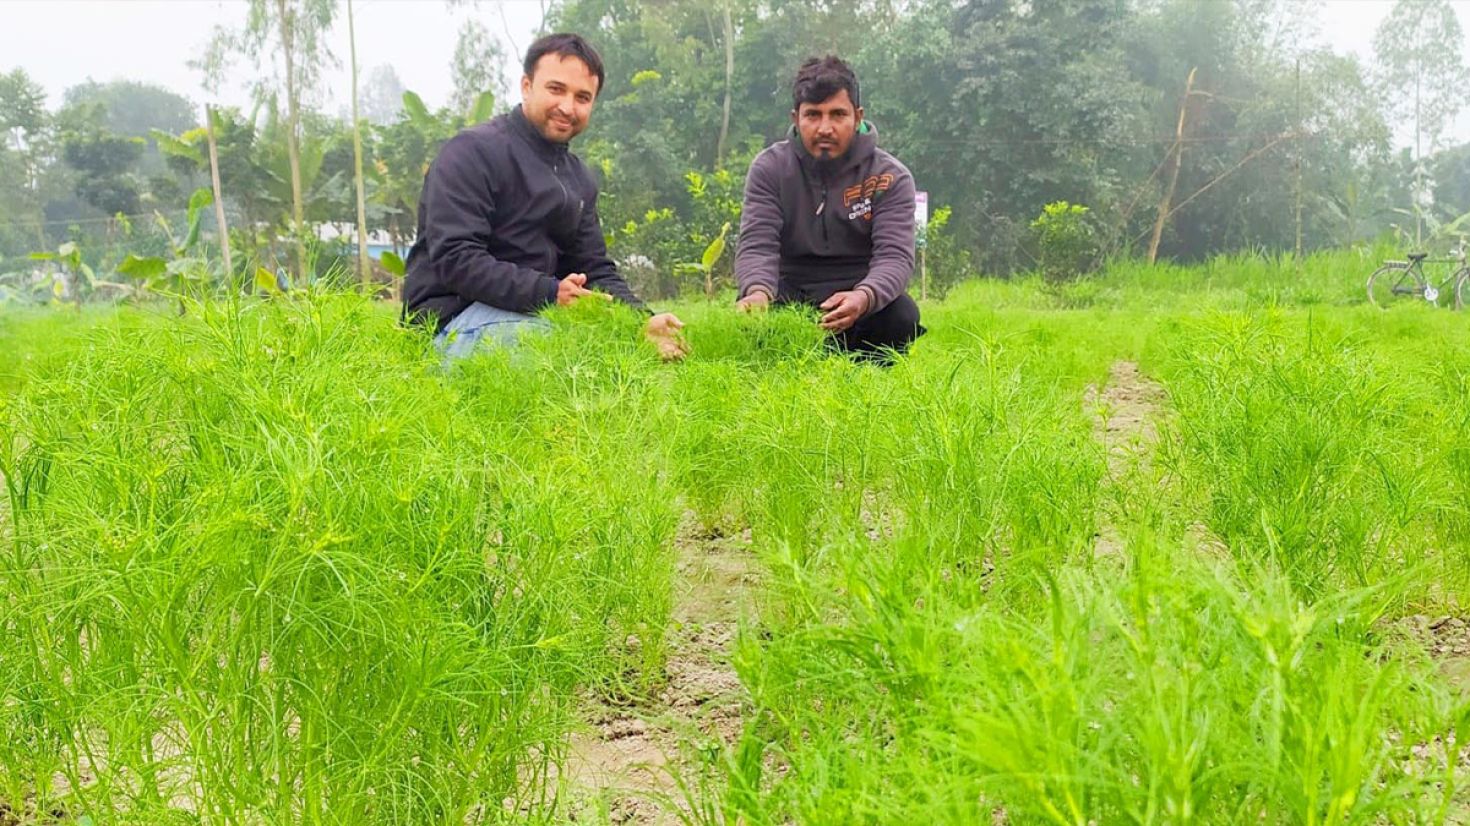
[372, 89, 494, 242]
[116, 187, 219, 310]
[674, 222, 731, 298]
[0, 252, 51, 305]
[29, 241, 128, 306]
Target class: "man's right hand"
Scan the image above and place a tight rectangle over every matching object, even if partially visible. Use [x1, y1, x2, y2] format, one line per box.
[557, 273, 612, 307]
[736, 288, 772, 313]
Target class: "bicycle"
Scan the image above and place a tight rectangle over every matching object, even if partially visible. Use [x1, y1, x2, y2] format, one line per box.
[1366, 243, 1470, 309]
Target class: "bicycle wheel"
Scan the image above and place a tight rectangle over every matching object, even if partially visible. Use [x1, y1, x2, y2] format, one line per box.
[1455, 268, 1470, 310]
[1367, 264, 1427, 309]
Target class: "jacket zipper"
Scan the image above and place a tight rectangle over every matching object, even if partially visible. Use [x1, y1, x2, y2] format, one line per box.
[552, 158, 573, 220]
[818, 183, 829, 245]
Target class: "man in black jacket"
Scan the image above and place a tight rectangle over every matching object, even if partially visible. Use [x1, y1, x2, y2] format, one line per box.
[403, 33, 686, 360]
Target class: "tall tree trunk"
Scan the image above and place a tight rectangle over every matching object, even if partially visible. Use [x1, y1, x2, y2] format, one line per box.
[348, 0, 370, 291]
[715, 2, 734, 167]
[278, 0, 307, 285]
[1415, 68, 1423, 248]
[1148, 67, 1196, 265]
[205, 104, 234, 283]
[1294, 58, 1303, 265]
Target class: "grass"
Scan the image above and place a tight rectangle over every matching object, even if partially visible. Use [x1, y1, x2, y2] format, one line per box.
[3, 245, 1470, 823]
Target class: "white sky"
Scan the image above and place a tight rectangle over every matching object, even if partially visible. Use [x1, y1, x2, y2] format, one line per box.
[0, 0, 1467, 141]
[0, 0, 548, 114]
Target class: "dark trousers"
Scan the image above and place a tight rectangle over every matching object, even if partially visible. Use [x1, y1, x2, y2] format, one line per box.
[777, 279, 926, 361]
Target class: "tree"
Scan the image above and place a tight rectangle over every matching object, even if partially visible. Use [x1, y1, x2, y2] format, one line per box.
[550, 0, 777, 227]
[61, 138, 144, 218]
[878, 0, 1150, 271]
[1373, 0, 1470, 244]
[449, 19, 508, 117]
[369, 91, 488, 254]
[359, 64, 406, 124]
[60, 80, 202, 208]
[61, 80, 195, 140]
[347, 0, 370, 287]
[197, 0, 340, 283]
[0, 69, 50, 251]
[56, 104, 146, 219]
[1374, 0, 1469, 151]
[0, 69, 49, 158]
[0, 69, 51, 204]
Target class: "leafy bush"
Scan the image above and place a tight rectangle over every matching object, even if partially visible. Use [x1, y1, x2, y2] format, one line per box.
[918, 205, 979, 296]
[1031, 200, 1100, 282]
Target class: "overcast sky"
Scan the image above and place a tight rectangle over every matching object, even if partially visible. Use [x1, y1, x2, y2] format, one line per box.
[1, 0, 547, 114]
[2, 0, 1468, 138]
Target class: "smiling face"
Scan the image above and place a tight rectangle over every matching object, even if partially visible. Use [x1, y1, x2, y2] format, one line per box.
[793, 89, 864, 160]
[520, 53, 599, 143]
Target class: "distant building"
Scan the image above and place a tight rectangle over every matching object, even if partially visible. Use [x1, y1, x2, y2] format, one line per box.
[316, 223, 410, 261]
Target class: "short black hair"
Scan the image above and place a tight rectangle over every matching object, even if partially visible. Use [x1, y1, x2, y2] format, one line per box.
[523, 33, 606, 96]
[792, 55, 860, 111]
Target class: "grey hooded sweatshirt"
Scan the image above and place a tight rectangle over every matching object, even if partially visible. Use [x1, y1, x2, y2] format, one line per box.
[734, 122, 917, 312]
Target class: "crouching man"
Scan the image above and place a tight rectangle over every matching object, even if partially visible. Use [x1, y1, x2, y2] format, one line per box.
[734, 55, 923, 361]
[402, 33, 686, 360]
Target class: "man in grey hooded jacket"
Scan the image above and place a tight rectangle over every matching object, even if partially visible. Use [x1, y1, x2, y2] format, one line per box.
[734, 55, 923, 359]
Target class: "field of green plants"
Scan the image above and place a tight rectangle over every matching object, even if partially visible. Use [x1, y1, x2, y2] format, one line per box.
[5, 246, 1470, 824]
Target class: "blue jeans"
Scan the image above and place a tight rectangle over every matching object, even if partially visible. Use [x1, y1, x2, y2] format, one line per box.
[434, 302, 551, 360]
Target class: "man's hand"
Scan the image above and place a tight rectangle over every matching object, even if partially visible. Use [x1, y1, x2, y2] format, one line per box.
[819, 290, 870, 332]
[644, 312, 689, 361]
[556, 272, 612, 307]
[736, 289, 772, 313]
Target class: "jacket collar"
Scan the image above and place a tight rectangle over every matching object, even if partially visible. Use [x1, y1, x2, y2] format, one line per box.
[789, 120, 878, 178]
[509, 105, 571, 160]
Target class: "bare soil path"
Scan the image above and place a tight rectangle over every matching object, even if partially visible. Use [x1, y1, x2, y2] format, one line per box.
[557, 516, 759, 823]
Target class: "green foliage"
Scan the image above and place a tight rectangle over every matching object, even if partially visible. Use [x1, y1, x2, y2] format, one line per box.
[920, 205, 977, 295]
[0, 294, 679, 820]
[4, 0, 1465, 296]
[379, 250, 405, 278]
[673, 221, 731, 298]
[60, 79, 196, 142]
[27, 240, 112, 305]
[57, 108, 147, 218]
[448, 19, 507, 117]
[400, 89, 432, 125]
[608, 165, 747, 300]
[1031, 200, 1100, 282]
[5, 251, 1470, 821]
[1374, 0, 1470, 149]
[112, 189, 224, 305]
[612, 207, 684, 299]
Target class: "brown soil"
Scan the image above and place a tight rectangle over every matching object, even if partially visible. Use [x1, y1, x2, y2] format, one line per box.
[555, 516, 758, 823]
[1084, 361, 1167, 558]
[0, 799, 67, 826]
[1390, 615, 1470, 693]
[1086, 361, 1166, 469]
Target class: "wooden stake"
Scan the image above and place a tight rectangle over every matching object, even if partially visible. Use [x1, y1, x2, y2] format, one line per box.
[1148, 67, 1196, 265]
[920, 246, 928, 301]
[204, 104, 233, 281]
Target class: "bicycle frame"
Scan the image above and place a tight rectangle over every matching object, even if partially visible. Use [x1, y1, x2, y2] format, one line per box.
[1376, 246, 1469, 305]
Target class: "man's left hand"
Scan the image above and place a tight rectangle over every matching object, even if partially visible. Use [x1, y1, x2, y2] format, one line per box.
[645, 312, 689, 361]
[818, 290, 870, 332]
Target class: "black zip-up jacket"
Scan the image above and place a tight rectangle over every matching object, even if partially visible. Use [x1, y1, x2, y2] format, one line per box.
[403, 106, 645, 331]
